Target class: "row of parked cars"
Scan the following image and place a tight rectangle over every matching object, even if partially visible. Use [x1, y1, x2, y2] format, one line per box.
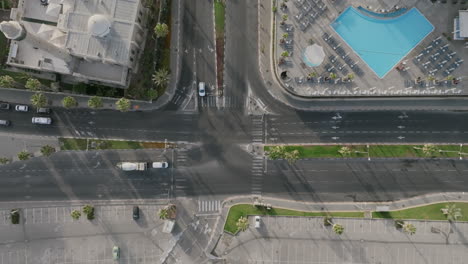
[0, 102, 52, 126]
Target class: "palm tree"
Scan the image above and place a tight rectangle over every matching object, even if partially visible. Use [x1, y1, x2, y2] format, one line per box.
[159, 208, 169, 220]
[338, 146, 351, 157]
[442, 204, 462, 222]
[332, 224, 344, 235]
[281, 51, 289, 57]
[30, 93, 48, 108]
[282, 14, 288, 21]
[25, 78, 41, 91]
[0, 75, 14, 87]
[413, 144, 437, 156]
[329, 72, 338, 79]
[284, 149, 300, 163]
[402, 223, 416, 235]
[267, 146, 286, 160]
[154, 23, 169, 38]
[236, 216, 249, 232]
[17, 151, 30, 161]
[152, 68, 170, 87]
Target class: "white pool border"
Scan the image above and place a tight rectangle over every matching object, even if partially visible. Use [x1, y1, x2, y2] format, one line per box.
[330, 6, 435, 79]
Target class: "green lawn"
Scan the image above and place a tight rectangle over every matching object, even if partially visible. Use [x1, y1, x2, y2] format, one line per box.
[59, 138, 164, 151]
[214, 1, 225, 37]
[264, 145, 468, 159]
[224, 204, 363, 234]
[373, 202, 468, 222]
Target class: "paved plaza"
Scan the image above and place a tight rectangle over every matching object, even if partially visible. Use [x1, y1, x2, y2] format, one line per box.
[217, 215, 468, 264]
[274, 0, 468, 97]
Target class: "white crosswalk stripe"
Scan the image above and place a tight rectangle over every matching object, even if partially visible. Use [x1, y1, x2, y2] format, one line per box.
[251, 116, 264, 143]
[176, 149, 189, 167]
[251, 156, 264, 196]
[198, 200, 221, 213]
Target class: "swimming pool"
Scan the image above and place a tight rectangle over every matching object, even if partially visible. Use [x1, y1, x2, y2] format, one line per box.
[331, 7, 434, 78]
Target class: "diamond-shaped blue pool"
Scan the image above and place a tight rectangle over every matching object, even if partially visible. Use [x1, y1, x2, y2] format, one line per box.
[331, 7, 434, 78]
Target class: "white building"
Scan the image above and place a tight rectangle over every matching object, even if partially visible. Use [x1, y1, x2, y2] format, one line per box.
[0, 0, 149, 87]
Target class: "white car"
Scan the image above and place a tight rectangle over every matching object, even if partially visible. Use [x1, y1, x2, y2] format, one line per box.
[254, 216, 261, 228]
[32, 117, 52, 125]
[15, 105, 28, 112]
[198, 82, 206, 97]
[152, 162, 169, 168]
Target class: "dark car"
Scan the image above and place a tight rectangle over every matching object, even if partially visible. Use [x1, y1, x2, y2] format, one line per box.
[0, 102, 10, 110]
[37, 107, 51, 114]
[133, 206, 139, 220]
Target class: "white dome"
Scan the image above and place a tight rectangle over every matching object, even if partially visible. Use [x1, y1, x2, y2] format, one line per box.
[87, 14, 111, 37]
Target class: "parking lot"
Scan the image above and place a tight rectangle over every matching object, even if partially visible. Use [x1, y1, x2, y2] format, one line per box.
[220, 215, 468, 264]
[0, 204, 173, 264]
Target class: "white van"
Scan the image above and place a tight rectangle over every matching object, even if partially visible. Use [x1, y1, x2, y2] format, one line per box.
[152, 162, 169, 168]
[32, 117, 52, 125]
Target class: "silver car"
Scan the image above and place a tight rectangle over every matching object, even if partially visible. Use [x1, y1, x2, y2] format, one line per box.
[15, 105, 28, 112]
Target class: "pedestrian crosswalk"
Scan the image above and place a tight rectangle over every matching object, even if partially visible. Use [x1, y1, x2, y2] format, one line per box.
[251, 116, 264, 143]
[176, 149, 189, 167]
[198, 96, 244, 109]
[198, 96, 218, 108]
[251, 156, 264, 196]
[198, 200, 221, 213]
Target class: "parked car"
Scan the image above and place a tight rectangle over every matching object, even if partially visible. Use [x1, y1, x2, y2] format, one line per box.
[255, 216, 261, 228]
[32, 117, 52, 125]
[0, 120, 10, 126]
[132, 206, 139, 220]
[15, 105, 28, 112]
[198, 82, 206, 97]
[0, 102, 10, 110]
[112, 246, 120, 260]
[37, 107, 51, 114]
[152, 161, 169, 168]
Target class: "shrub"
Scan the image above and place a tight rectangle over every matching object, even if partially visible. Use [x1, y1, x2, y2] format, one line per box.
[71, 210, 81, 220]
[17, 151, 30, 161]
[40, 145, 56, 156]
[116, 98, 131, 112]
[0, 75, 14, 87]
[82, 205, 95, 220]
[88, 96, 103, 108]
[0, 157, 10, 164]
[62, 96, 78, 108]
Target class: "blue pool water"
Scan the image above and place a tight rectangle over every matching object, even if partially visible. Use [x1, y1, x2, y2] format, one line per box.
[331, 7, 434, 78]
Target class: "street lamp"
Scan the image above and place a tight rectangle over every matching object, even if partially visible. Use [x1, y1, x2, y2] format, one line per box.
[354, 145, 371, 161]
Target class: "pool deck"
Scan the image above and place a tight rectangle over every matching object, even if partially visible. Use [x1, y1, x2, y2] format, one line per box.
[274, 0, 468, 97]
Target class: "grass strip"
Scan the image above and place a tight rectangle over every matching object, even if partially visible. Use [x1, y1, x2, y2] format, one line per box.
[214, 1, 225, 37]
[224, 204, 363, 234]
[265, 145, 468, 159]
[59, 138, 169, 151]
[372, 202, 468, 222]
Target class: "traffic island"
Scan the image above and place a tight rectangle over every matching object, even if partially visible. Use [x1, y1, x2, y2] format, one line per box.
[264, 144, 468, 159]
[214, 0, 226, 96]
[59, 138, 175, 151]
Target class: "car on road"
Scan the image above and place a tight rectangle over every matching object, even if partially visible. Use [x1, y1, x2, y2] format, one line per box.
[37, 107, 51, 114]
[0, 120, 10, 126]
[112, 246, 120, 260]
[254, 216, 261, 228]
[0, 102, 10, 110]
[198, 82, 206, 97]
[152, 161, 169, 168]
[132, 206, 139, 220]
[15, 105, 28, 112]
[32, 117, 52, 125]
